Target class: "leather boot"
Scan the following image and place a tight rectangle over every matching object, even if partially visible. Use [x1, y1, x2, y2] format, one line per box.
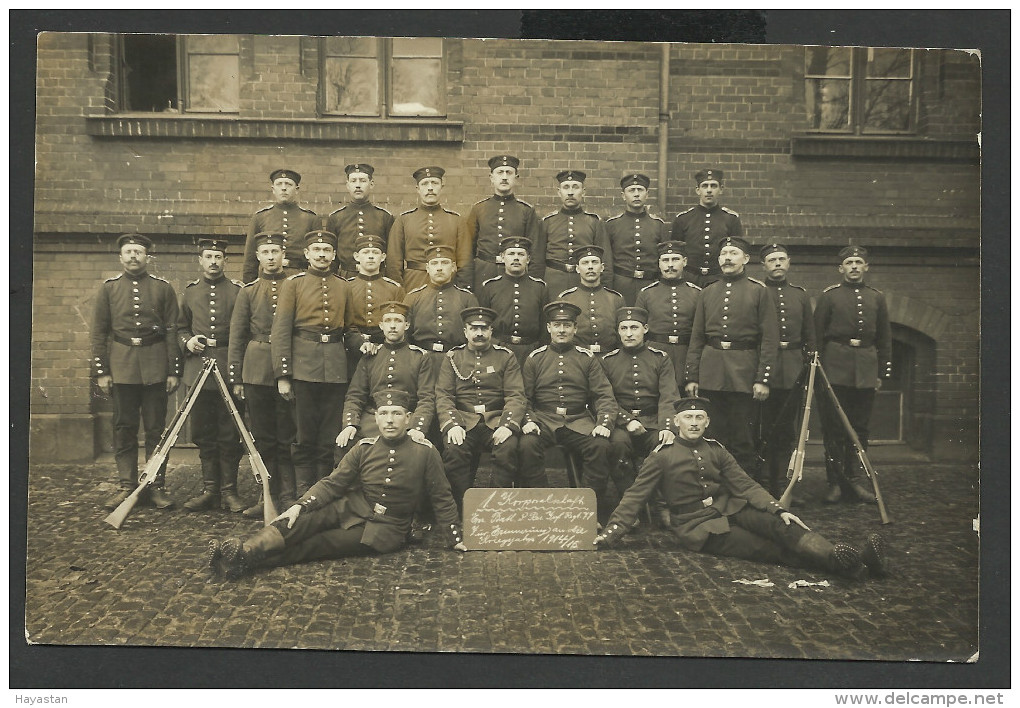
[147, 487, 174, 509]
[219, 464, 247, 513]
[103, 488, 133, 510]
[795, 531, 866, 580]
[861, 533, 890, 578]
[823, 484, 842, 504]
[242, 495, 265, 519]
[221, 526, 286, 580]
[184, 459, 220, 511]
[822, 452, 843, 503]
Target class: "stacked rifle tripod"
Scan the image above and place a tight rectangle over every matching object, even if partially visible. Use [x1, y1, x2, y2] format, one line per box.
[771, 353, 892, 525]
[104, 358, 277, 530]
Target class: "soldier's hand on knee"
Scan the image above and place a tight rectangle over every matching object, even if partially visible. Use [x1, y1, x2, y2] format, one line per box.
[626, 420, 646, 435]
[166, 376, 180, 394]
[522, 422, 540, 435]
[97, 375, 113, 396]
[491, 426, 513, 445]
[753, 382, 770, 401]
[658, 429, 675, 445]
[446, 425, 467, 446]
[408, 429, 427, 443]
[779, 511, 809, 530]
[337, 426, 357, 447]
[453, 542, 468, 552]
[684, 382, 699, 397]
[592, 425, 611, 438]
[274, 504, 302, 528]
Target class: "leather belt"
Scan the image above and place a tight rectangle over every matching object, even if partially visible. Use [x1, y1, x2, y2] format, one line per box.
[622, 405, 658, 418]
[537, 403, 588, 416]
[501, 335, 538, 346]
[707, 338, 758, 351]
[295, 330, 344, 343]
[684, 266, 716, 277]
[251, 334, 272, 344]
[414, 339, 452, 353]
[545, 258, 575, 273]
[647, 333, 691, 346]
[585, 343, 604, 353]
[457, 401, 505, 415]
[475, 254, 499, 264]
[200, 337, 226, 348]
[613, 265, 654, 280]
[672, 496, 715, 514]
[405, 260, 428, 271]
[113, 333, 165, 347]
[827, 336, 874, 348]
[778, 340, 802, 350]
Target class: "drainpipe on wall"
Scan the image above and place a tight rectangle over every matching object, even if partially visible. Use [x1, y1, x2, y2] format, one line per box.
[658, 43, 671, 214]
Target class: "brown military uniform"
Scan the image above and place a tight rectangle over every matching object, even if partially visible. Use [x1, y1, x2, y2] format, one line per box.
[670, 204, 743, 287]
[558, 284, 626, 354]
[242, 203, 321, 283]
[477, 273, 549, 366]
[602, 210, 668, 304]
[635, 277, 702, 386]
[466, 194, 544, 289]
[325, 202, 394, 277]
[540, 207, 611, 297]
[387, 205, 473, 291]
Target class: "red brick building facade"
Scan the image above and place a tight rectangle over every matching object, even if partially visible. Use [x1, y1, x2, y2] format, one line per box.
[31, 34, 980, 462]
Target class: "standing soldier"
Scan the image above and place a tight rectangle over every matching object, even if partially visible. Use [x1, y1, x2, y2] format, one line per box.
[670, 168, 743, 288]
[520, 301, 619, 525]
[178, 239, 246, 513]
[540, 169, 611, 298]
[272, 230, 353, 498]
[92, 234, 180, 511]
[241, 169, 321, 283]
[476, 236, 549, 367]
[686, 236, 779, 477]
[343, 233, 405, 378]
[387, 166, 472, 291]
[435, 307, 528, 513]
[227, 233, 297, 518]
[325, 163, 394, 279]
[814, 245, 892, 504]
[603, 173, 668, 305]
[558, 245, 625, 355]
[404, 245, 479, 366]
[466, 155, 544, 291]
[635, 241, 702, 388]
[756, 243, 817, 497]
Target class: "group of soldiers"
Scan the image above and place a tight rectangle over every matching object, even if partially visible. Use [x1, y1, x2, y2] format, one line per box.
[90, 158, 891, 583]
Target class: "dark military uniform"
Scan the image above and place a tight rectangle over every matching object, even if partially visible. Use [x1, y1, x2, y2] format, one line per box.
[90, 264, 181, 495]
[520, 340, 619, 522]
[670, 205, 743, 288]
[178, 271, 245, 509]
[436, 341, 527, 510]
[467, 194, 544, 290]
[404, 282, 479, 360]
[635, 277, 702, 387]
[271, 263, 353, 495]
[541, 207, 610, 298]
[242, 203, 321, 283]
[343, 272, 405, 377]
[325, 202, 394, 278]
[814, 275, 892, 497]
[687, 271, 779, 475]
[558, 284, 626, 355]
[387, 205, 473, 291]
[228, 269, 297, 510]
[477, 273, 549, 366]
[602, 210, 668, 305]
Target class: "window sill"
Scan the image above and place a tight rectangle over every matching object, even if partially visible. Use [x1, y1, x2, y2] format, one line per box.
[84, 114, 464, 143]
[790, 134, 978, 161]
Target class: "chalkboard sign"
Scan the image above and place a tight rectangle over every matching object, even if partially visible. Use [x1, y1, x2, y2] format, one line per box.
[463, 488, 597, 551]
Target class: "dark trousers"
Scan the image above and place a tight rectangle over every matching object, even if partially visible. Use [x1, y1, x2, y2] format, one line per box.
[190, 387, 244, 485]
[699, 506, 808, 567]
[292, 379, 347, 497]
[111, 382, 169, 489]
[519, 427, 611, 521]
[264, 502, 376, 567]
[442, 425, 521, 513]
[607, 427, 659, 498]
[700, 389, 757, 476]
[758, 387, 800, 496]
[245, 383, 297, 505]
[818, 385, 876, 487]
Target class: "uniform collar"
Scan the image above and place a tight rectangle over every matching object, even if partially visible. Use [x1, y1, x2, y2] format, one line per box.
[493, 193, 516, 202]
[260, 271, 287, 281]
[674, 436, 702, 448]
[203, 274, 226, 284]
[429, 281, 455, 291]
[357, 272, 382, 281]
[307, 266, 333, 277]
[419, 203, 443, 212]
[578, 283, 603, 292]
[621, 343, 647, 355]
[697, 203, 720, 213]
[550, 341, 575, 353]
[721, 271, 747, 283]
[123, 269, 148, 279]
[384, 339, 409, 350]
[658, 276, 684, 286]
[765, 277, 787, 288]
[559, 206, 584, 215]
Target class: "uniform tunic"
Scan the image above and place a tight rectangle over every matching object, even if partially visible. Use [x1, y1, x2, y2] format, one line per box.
[325, 202, 394, 276]
[404, 282, 479, 354]
[541, 208, 610, 297]
[242, 203, 321, 283]
[814, 281, 892, 389]
[521, 344, 618, 437]
[558, 285, 626, 354]
[342, 341, 435, 438]
[386, 204, 473, 290]
[600, 344, 680, 433]
[477, 273, 549, 358]
[670, 204, 743, 286]
[602, 210, 668, 303]
[635, 277, 702, 385]
[466, 194, 544, 288]
[178, 275, 242, 390]
[271, 270, 353, 384]
[228, 272, 287, 387]
[343, 273, 406, 348]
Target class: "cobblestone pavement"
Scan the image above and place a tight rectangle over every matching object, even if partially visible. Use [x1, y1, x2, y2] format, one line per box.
[23, 450, 978, 662]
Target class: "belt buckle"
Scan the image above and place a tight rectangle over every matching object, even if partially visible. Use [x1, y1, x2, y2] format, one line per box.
[362, 333, 371, 342]
[633, 270, 645, 279]
[373, 502, 387, 515]
[206, 338, 217, 347]
[556, 406, 568, 416]
[511, 336, 522, 345]
[779, 341, 790, 349]
[320, 334, 331, 343]
[700, 267, 710, 275]
[473, 404, 486, 414]
[566, 263, 575, 272]
[630, 409, 642, 417]
[668, 335, 679, 344]
[719, 340, 732, 350]
[702, 496, 713, 507]
[130, 337, 142, 346]
[849, 338, 862, 347]
[431, 342, 445, 352]
[589, 344, 601, 353]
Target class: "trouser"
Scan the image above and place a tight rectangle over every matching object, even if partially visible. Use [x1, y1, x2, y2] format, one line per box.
[111, 382, 170, 489]
[758, 386, 799, 497]
[244, 383, 297, 505]
[817, 384, 876, 489]
[699, 506, 809, 567]
[543, 268, 579, 300]
[699, 389, 757, 476]
[190, 387, 245, 490]
[519, 426, 612, 523]
[611, 274, 655, 306]
[292, 379, 347, 497]
[441, 425, 521, 513]
[607, 427, 659, 498]
[262, 501, 377, 567]
[646, 341, 688, 389]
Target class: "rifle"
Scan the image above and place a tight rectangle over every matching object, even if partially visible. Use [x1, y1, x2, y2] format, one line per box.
[815, 362, 892, 525]
[778, 353, 818, 509]
[104, 358, 215, 529]
[209, 363, 278, 525]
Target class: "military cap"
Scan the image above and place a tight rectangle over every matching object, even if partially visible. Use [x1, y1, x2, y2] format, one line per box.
[838, 245, 869, 263]
[269, 168, 301, 184]
[556, 169, 586, 184]
[116, 233, 153, 251]
[657, 240, 687, 257]
[616, 306, 649, 325]
[253, 232, 286, 250]
[695, 168, 723, 184]
[759, 243, 789, 261]
[544, 300, 583, 323]
[461, 306, 498, 327]
[716, 236, 752, 255]
[197, 238, 229, 254]
[425, 244, 456, 262]
[372, 388, 412, 411]
[571, 244, 605, 263]
[499, 236, 533, 253]
[345, 163, 375, 177]
[620, 173, 651, 189]
[353, 233, 386, 252]
[378, 301, 410, 319]
[488, 155, 520, 171]
[413, 166, 445, 182]
[674, 396, 712, 414]
[304, 230, 338, 248]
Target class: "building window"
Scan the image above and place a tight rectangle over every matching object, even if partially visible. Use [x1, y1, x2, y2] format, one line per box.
[117, 33, 239, 114]
[805, 46, 917, 134]
[320, 37, 444, 117]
